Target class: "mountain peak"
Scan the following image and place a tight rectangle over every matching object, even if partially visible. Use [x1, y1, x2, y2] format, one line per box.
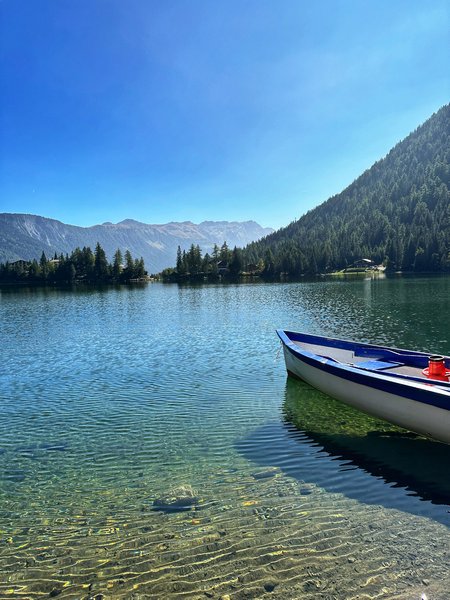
[0, 215, 273, 272]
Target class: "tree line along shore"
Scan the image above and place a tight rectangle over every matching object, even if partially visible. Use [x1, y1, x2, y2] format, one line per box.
[0, 243, 147, 285]
[161, 238, 449, 284]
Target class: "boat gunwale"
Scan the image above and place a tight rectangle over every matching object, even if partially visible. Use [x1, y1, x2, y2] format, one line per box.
[278, 329, 439, 360]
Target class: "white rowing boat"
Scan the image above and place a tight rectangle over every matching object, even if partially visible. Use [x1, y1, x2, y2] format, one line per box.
[277, 330, 450, 445]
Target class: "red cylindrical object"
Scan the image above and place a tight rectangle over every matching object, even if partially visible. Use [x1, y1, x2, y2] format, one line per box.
[428, 355, 446, 377]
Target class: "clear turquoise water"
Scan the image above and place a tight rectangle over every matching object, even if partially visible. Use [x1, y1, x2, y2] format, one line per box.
[1, 276, 449, 598]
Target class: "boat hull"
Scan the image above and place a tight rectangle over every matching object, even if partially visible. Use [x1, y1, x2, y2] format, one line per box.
[281, 340, 450, 445]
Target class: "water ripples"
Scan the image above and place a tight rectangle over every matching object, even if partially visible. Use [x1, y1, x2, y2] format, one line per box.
[1, 279, 449, 598]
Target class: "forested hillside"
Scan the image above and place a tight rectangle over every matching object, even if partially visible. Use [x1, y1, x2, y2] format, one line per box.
[244, 104, 450, 275]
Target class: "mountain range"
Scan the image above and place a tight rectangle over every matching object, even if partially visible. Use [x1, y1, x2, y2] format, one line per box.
[0, 214, 273, 274]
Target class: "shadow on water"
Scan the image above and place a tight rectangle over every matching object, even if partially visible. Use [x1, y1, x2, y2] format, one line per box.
[236, 377, 450, 527]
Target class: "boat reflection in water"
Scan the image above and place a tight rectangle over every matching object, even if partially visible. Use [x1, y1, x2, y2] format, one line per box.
[237, 378, 450, 526]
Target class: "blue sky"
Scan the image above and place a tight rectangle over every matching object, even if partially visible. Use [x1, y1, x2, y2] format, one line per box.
[1, 0, 448, 230]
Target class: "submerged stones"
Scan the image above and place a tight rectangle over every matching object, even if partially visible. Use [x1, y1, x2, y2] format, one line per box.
[153, 485, 198, 511]
[251, 467, 281, 480]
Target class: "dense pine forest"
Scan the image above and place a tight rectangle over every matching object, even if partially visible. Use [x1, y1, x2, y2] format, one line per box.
[243, 104, 450, 276]
[0, 243, 147, 284]
[161, 241, 246, 282]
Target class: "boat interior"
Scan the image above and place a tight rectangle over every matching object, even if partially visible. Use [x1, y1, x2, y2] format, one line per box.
[292, 339, 450, 384]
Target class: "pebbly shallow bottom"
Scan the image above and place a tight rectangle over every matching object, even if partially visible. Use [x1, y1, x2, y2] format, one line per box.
[1, 449, 449, 599]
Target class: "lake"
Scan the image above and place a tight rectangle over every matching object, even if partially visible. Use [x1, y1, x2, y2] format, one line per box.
[1, 275, 449, 599]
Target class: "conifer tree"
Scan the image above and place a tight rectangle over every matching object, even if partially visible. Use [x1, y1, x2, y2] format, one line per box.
[176, 245, 186, 274]
[229, 246, 243, 275]
[220, 242, 230, 263]
[94, 242, 109, 280]
[122, 250, 135, 280]
[40, 251, 48, 280]
[112, 249, 123, 279]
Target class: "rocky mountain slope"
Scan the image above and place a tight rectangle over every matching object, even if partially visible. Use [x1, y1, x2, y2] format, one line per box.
[0, 214, 273, 273]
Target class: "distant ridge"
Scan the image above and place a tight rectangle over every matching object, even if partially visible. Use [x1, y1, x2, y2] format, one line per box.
[0, 214, 273, 273]
[244, 104, 450, 275]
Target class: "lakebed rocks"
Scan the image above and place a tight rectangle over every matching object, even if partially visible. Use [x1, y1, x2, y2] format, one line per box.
[251, 466, 281, 480]
[153, 485, 198, 511]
